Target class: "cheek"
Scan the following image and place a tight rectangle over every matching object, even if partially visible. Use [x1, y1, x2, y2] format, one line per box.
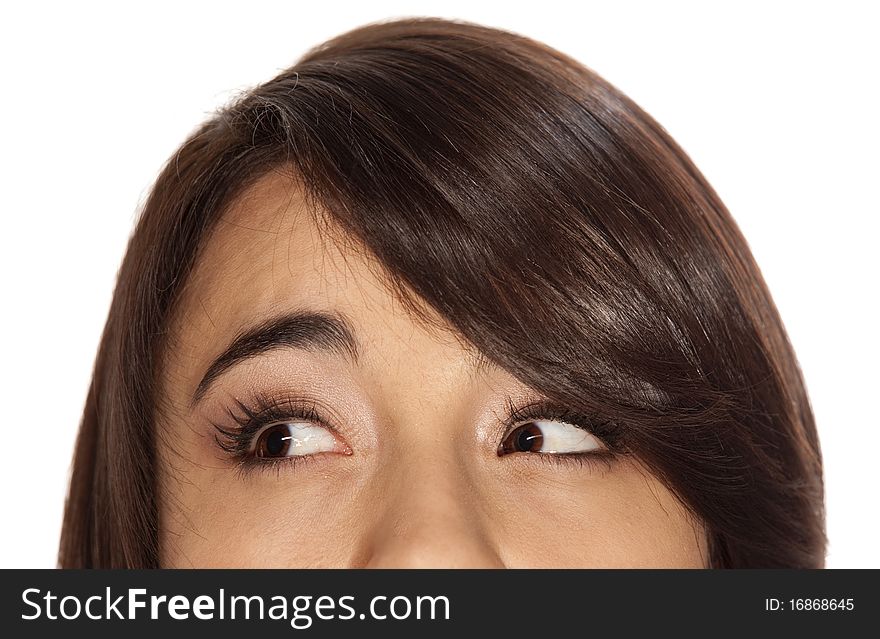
[159, 451, 707, 568]
[159, 462, 370, 568]
[485, 458, 708, 568]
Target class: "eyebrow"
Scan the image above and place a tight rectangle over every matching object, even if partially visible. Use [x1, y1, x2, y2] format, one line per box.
[190, 308, 499, 407]
[191, 310, 360, 406]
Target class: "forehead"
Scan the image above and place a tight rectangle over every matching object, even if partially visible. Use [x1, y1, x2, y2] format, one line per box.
[165, 170, 485, 399]
[191, 171, 391, 319]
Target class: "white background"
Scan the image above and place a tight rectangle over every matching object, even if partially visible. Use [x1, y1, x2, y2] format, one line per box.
[1, 1, 877, 568]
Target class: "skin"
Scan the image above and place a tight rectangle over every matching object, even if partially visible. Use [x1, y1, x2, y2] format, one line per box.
[157, 169, 709, 568]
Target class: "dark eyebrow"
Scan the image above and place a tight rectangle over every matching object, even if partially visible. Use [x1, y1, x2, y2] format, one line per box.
[191, 310, 360, 406]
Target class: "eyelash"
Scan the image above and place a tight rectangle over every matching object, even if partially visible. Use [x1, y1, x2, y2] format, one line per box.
[212, 394, 334, 477]
[212, 392, 627, 476]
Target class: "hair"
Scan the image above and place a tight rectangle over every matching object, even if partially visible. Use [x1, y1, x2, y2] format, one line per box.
[60, 16, 825, 568]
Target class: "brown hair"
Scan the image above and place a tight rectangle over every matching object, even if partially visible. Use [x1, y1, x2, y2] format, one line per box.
[60, 17, 825, 568]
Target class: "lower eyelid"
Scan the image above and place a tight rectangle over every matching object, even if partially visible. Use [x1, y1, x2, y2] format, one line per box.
[231, 450, 324, 478]
[516, 450, 620, 474]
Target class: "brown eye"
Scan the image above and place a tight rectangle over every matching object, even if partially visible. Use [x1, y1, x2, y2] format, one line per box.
[255, 424, 292, 458]
[498, 420, 606, 456]
[499, 422, 544, 454]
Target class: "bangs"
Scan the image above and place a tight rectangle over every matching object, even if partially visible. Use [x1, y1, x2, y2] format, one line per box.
[218, 18, 744, 429]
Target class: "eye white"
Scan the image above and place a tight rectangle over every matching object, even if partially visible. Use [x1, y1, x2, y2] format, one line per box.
[533, 420, 606, 453]
[268, 422, 340, 456]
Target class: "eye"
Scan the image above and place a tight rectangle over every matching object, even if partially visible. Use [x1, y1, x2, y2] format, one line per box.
[252, 422, 350, 458]
[498, 419, 607, 456]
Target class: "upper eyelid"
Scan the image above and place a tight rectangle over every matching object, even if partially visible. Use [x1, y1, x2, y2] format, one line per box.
[501, 397, 597, 430]
[233, 396, 338, 431]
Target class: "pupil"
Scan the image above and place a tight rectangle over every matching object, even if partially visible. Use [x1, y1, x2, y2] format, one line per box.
[263, 426, 289, 457]
[516, 424, 543, 452]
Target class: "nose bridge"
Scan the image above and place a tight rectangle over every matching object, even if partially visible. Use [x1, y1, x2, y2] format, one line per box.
[353, 327, 506, 567]
[361, 446, 505, 568]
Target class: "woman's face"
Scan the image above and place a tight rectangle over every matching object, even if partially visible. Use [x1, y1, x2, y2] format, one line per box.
[158, 171, 708, 567]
